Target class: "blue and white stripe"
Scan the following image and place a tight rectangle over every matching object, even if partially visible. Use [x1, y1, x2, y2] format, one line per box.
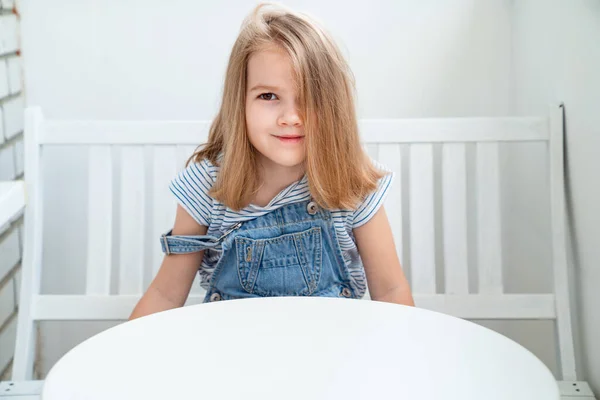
[169, 157, 394, 297]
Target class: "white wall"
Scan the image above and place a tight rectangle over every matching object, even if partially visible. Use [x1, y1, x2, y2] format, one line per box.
[19, 0, 584, 383]
[511, 0, 600, 389]
[22, 0, 512, 120]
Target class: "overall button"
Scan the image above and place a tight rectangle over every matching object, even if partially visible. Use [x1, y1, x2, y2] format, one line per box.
[341, 288, 352, 298]
[307, 201, 318, 215]
[210, 292, 222, 302]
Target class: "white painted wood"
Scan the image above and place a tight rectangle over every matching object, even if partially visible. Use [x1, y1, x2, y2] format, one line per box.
[118, 146, 145, 294]
[560, 396, 596, 400]
[409, 144, 436, 293]
[0, 380, 44, 397]
[86, 146, 113, 295]
[476, 143, 503, 294]
[176, 145, 197, 169]
[365, 143, 378, 161]
[379, 144, 403, 264]
[32, 294, 202, 320]
[0, 181, 25, 236]
[0, 395, 41, 400]
[30, 293, 557, 321]
[13, 108, 583, 389]
[358, 117, 548, 143]
[549, 104, 577, 381]
[442, 144, 469, 294]
[41, 118, 547, 145]
[13, 107, 44, 381]
[557, 381, 596, 397]
[151, 146, 177, 277]
[416, 294, 557, 319]
[43, 121, 212, 145]
[0, 394, 41, 400]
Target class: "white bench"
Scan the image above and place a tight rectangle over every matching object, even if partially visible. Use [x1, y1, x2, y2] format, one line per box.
[2, 105, 595, 399]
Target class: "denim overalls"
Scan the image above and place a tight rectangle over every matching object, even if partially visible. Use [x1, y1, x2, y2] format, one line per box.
[160, 199, 358, 303]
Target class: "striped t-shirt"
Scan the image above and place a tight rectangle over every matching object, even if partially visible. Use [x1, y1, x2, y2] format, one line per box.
[169, 157, 393, 297]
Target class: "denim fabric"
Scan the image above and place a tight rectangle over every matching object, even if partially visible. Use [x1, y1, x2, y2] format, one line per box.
[161, 199, 358, 302]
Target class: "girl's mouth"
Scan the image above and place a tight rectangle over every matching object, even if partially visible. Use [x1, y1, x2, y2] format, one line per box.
[274, 135, 305, 144]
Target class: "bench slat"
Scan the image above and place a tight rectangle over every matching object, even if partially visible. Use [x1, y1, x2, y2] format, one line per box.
[364, 143, 378, 161]
[31, 294, 558, 321]
[476, 143, 503, 294]
[118, 146, 145, 294]
[19, 108, 578, 383]
[442, 144, 469, 294]
[409, 144, 436, 293]
[86, 146, 113, 295]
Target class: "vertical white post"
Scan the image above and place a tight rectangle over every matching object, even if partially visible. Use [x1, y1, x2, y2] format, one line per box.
[13, 107, 44, 380]
[549, 104, 577, 381]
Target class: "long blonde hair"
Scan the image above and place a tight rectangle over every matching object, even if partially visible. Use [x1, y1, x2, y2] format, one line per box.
[188, 2, 386, 211]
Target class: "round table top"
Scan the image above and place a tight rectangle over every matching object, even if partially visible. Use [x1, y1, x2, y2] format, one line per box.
[42, 297, 559, 400]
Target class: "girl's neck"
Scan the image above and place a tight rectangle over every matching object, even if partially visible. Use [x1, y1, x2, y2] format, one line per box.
[252, 154, 305, 207]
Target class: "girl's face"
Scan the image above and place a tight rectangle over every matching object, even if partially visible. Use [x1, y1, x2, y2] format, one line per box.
[245, 46, 306, 172]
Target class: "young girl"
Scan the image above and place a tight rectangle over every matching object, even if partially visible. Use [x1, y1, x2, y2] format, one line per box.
[130, 2, 413, 319]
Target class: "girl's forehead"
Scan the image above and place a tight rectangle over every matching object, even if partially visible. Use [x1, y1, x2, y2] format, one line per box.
[247, 47, 296, 91]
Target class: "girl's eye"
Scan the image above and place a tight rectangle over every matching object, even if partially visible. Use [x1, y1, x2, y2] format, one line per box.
[258, 93, 278, 101]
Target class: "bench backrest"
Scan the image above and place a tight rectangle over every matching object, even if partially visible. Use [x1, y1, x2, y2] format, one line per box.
[13, 105, 577, 381]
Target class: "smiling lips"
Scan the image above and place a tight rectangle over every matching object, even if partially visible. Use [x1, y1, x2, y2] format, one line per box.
[274, 135, 304, 144]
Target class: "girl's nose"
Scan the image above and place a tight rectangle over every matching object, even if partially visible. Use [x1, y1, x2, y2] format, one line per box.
[278, 107, 303, 127]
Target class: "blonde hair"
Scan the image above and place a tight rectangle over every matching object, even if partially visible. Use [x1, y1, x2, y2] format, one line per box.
[188, 2, 386, 211]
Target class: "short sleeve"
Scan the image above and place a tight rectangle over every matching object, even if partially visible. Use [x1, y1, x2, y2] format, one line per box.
[169, 158, 216, 226]
[352, 160, 394, 229]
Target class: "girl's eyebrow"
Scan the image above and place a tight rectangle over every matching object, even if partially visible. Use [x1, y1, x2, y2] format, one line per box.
[249, 84, 281, 92]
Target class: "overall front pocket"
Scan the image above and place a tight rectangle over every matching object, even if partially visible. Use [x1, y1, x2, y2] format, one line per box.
[235, 227, 322, 296]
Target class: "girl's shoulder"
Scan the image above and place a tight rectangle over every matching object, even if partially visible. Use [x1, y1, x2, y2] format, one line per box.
[191, 156, 220, 182]
[350, 159, 394, 229]
[168, 156, 221, 227]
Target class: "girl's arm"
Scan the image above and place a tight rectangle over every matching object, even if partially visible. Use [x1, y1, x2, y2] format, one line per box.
[354, 206, 415, 306]
[129, 205, 207, 320]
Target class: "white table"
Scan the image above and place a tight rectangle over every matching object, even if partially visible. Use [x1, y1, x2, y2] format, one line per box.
[0, 180, 25, 231]
[42, 297, 559, 400]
